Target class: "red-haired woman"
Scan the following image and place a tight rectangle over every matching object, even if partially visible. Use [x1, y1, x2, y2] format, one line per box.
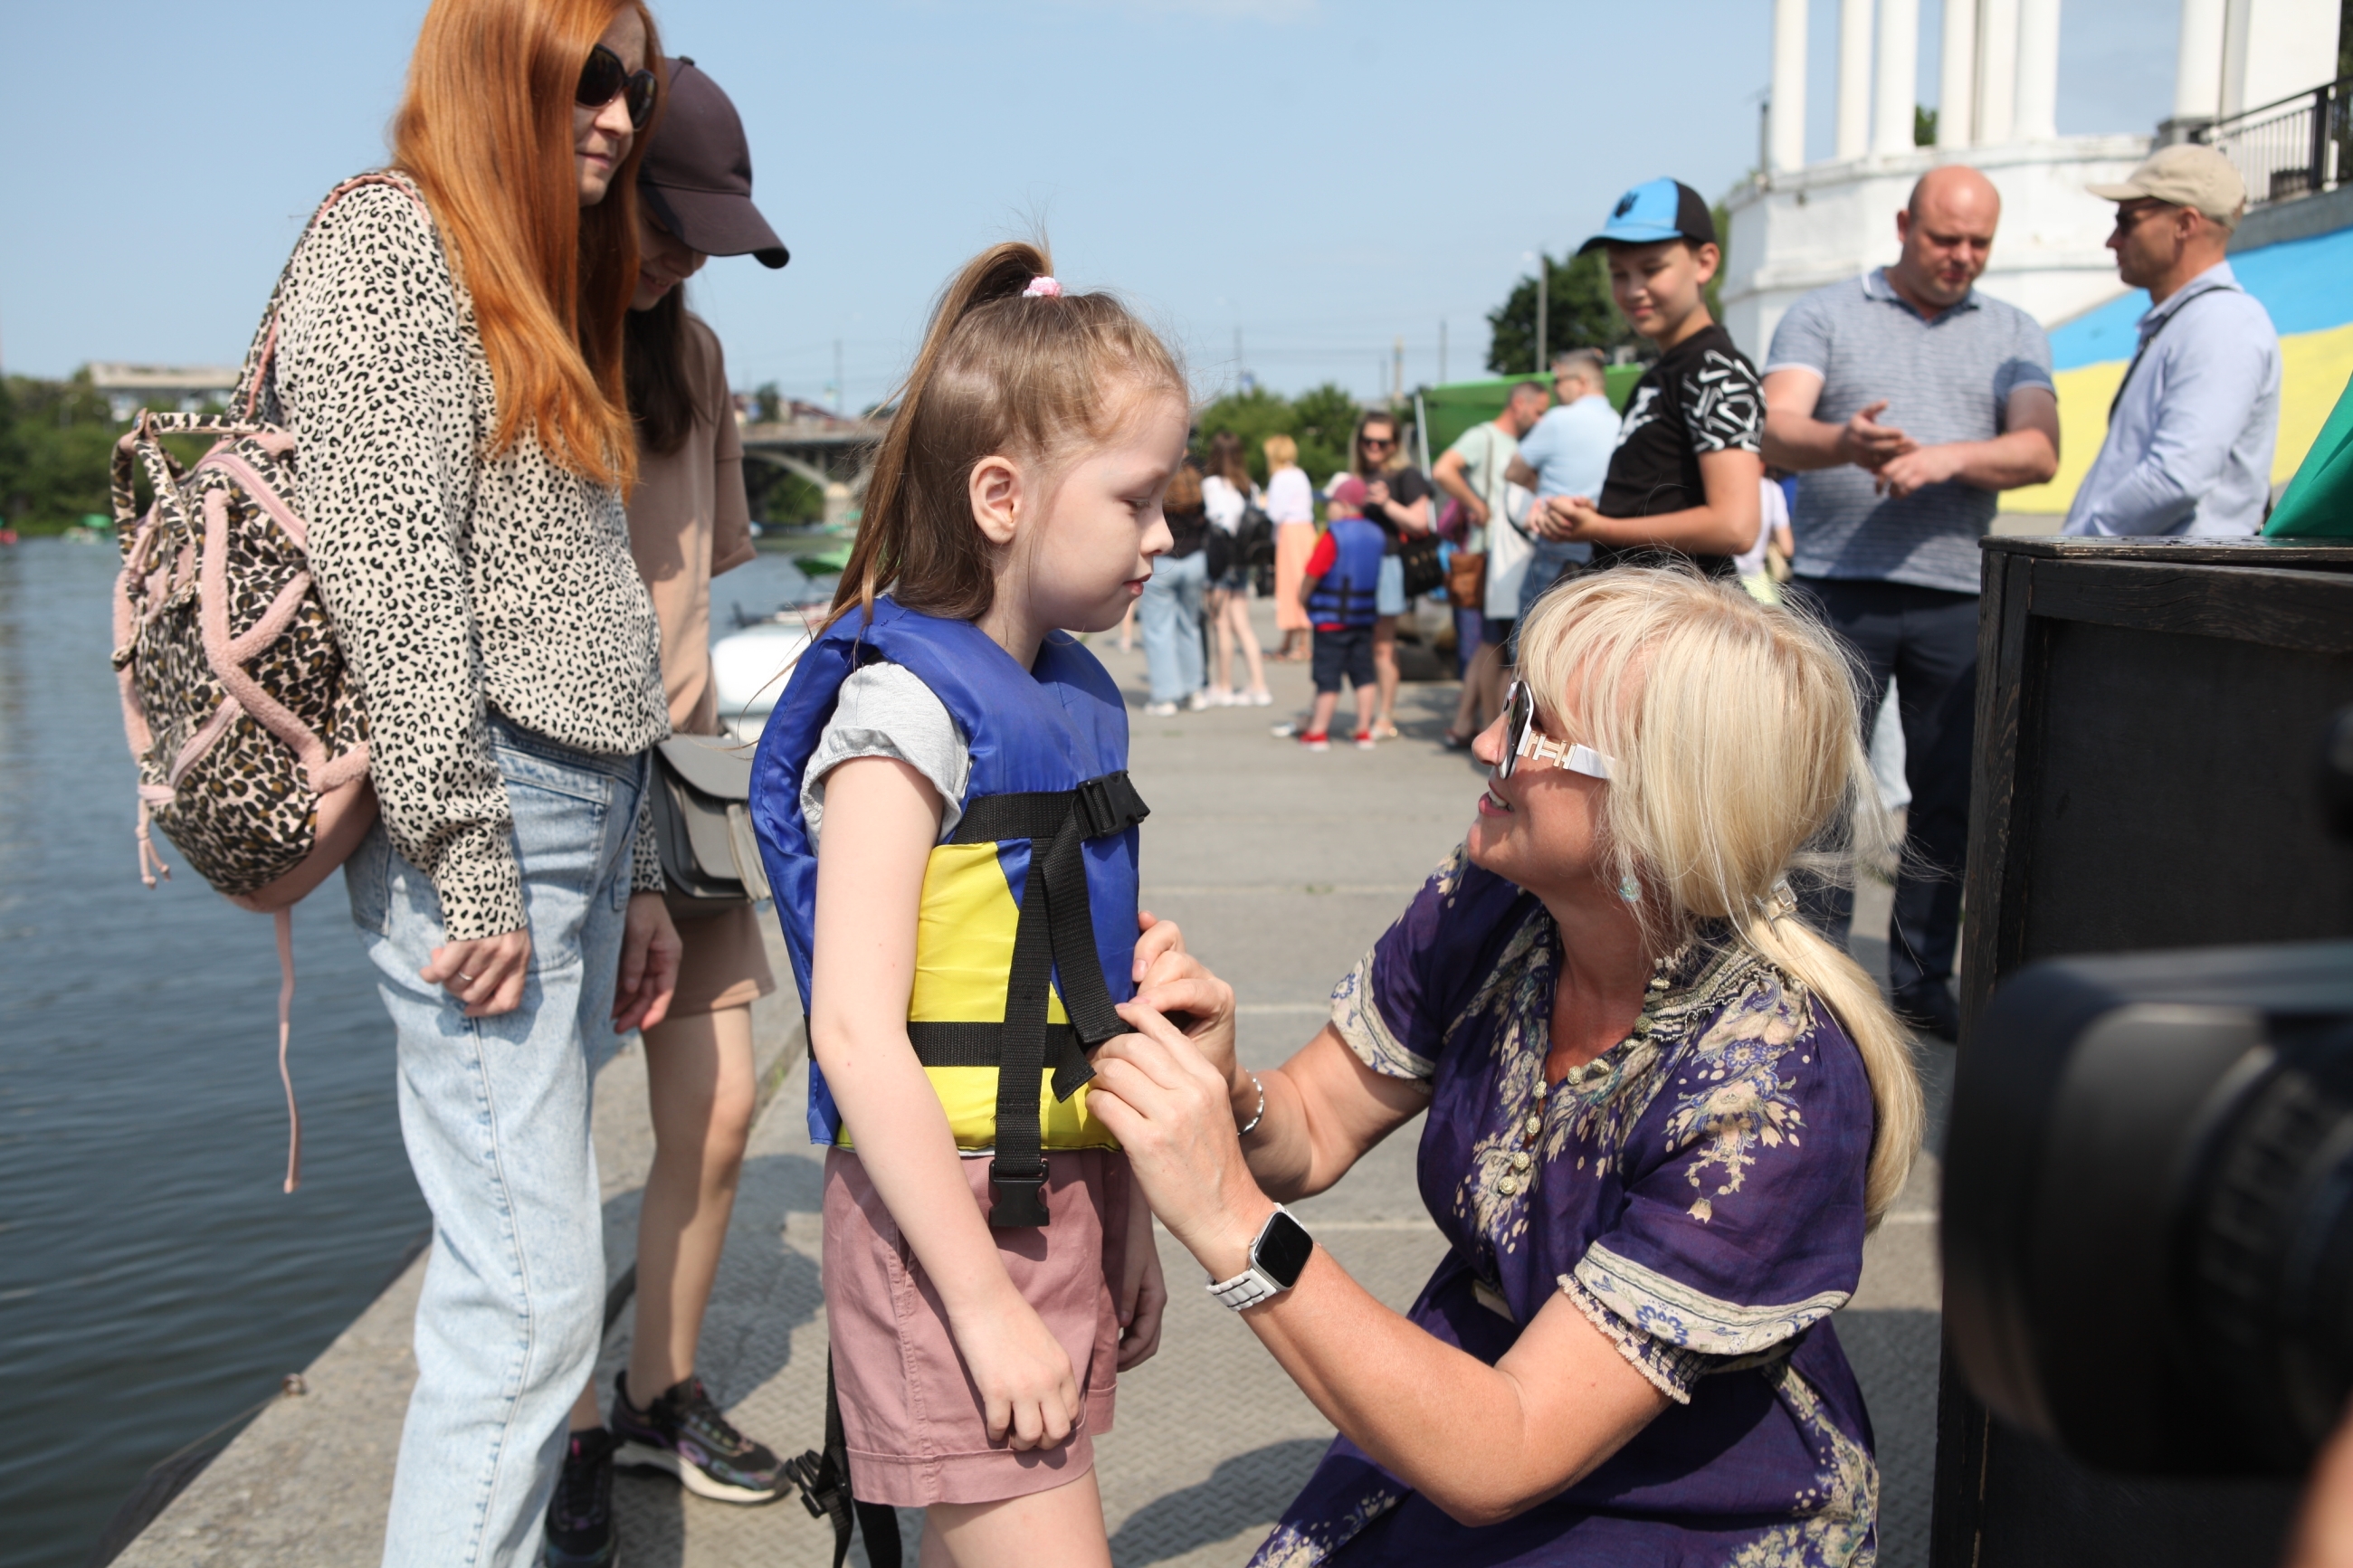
[264, 2, 680, 1560]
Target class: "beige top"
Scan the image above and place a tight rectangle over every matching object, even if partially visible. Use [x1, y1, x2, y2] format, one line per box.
[626, 312, 759, 737]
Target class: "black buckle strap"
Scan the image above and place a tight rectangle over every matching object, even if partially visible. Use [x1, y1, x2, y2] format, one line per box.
[946, 772, 1148, 1227]
[908, 1022, 1094, 1103]
[784, 1356, 900, 1568]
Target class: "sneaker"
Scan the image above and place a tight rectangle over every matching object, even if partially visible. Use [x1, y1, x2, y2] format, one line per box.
[1300, 732, 1331, 752]
[1354, 731, 1377, 751]
[1206, 687, 1236, 708]
[1184, 689, 1214, 713]
[611, 1373, 785, 1505]
[543, 1427, 618, 1567]
[1270, 720, 1301, 738]
[1245, 689, 1273, 707]
[1142, 700, 1180, 717]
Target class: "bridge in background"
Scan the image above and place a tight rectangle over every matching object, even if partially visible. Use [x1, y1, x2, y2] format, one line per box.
[738, 415, 881, 530]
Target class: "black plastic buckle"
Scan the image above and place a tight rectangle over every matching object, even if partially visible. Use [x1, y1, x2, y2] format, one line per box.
[1073, 772, 1148, 839]
[988, 1158, 1050, 1226]
[782, 1448, 843, 1521]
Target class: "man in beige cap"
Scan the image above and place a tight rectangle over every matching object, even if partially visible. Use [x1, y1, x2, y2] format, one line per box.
[2064, 143, 2280, 536]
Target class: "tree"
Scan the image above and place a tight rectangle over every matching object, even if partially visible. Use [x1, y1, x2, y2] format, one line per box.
[1191, 381, 1362, 488]
[0, 372, 119, 530]
[1485, 250, 1634, 375]
[1915, 105, 1939, 147]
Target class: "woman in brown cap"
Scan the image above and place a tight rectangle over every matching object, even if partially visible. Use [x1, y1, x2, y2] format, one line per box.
[546, 55, 791, 1568]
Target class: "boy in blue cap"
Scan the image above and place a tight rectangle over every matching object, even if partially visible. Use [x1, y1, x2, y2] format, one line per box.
[1534, 178, 1764, 580]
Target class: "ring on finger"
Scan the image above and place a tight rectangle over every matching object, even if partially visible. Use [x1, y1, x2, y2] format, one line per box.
[457, 971, 475, 983]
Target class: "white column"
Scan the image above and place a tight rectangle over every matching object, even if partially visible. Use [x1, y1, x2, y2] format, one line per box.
[1838, 0, 1875, 159]
[1976, 0, 2020, 143]
[1873, 0, 1922, 155]
[1772, 0, 1810, 171]
[2013, 0, 2061, 142]
[1939, 0, 1978, 146]
[2174, 0, 2225, 119]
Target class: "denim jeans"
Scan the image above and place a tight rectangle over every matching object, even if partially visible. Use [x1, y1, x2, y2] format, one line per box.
[1787, 577, 1977, 1002]
[1139, 549, 1207, 703]
[346, 716, 645, 1567]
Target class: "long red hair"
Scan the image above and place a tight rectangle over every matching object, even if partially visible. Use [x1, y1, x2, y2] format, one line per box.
[392, 0, 662, 489]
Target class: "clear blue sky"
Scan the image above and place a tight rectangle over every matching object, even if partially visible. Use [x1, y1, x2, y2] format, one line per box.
[1, 0, 2174, 407]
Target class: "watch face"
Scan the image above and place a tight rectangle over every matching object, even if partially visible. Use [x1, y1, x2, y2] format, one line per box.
[1254, 1209, 1314, 1289]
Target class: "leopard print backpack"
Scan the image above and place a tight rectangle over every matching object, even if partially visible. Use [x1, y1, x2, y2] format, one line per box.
[110, 173, 421, 1191]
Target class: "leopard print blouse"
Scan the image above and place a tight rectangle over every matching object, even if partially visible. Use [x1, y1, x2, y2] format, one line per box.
[267, 174, 668, 942]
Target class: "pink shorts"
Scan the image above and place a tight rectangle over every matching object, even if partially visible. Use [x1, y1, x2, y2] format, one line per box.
[823, 1146, 1131, 1507]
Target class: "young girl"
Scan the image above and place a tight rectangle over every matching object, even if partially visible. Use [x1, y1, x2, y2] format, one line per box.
[750, 242, 1179, 1567]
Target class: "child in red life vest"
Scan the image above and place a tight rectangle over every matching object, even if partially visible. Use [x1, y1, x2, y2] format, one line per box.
[1296, 475, 1385, 752]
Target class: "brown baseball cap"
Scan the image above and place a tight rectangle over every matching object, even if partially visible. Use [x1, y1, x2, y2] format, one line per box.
[638, 57, 788, 268]
[2086, 144, 2248, 232]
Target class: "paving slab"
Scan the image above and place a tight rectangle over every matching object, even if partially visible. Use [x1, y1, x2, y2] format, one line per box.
[121, 603, 1948, 1567]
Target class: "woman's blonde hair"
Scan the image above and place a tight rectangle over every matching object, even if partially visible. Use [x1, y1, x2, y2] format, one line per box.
[1516, 568, 1923, 1222]
[393, 0, 662, 489]
[830, 239, 1186, 630]
[1262, 432, 1299, 471]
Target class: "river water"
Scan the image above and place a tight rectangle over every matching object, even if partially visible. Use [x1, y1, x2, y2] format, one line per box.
[0, 539, 825, 1568]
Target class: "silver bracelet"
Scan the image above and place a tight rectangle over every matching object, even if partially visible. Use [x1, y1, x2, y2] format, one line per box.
[1237, 1071, 1266, 1137]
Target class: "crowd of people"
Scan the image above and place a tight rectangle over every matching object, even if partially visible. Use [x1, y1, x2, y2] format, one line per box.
[159, 0, 2295, 1556]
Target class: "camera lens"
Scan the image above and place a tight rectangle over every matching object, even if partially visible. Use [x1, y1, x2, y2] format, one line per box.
[1943, 942, 2353, 1476]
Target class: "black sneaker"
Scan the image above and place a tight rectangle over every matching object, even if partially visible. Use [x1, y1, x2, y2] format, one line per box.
[611, 1373, 785, 1505]
[544, 1426, 619, 1567]
[1892, 982, 1960, 1043]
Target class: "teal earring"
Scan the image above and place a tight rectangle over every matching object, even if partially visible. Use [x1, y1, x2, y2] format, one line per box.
[1618, 872, 1642, 902]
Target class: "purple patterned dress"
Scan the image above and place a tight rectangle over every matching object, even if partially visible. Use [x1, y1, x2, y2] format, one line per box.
[1247, 848, 1881, 1567]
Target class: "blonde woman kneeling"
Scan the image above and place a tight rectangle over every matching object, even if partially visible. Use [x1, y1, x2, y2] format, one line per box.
[1092, 567, 1922, 1565]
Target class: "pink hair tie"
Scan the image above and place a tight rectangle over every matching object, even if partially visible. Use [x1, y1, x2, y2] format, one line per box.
[1022, 276, 1062, 299]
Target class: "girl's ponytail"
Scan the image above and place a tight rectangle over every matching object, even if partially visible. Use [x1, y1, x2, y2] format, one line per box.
[829, 240, 1185, 632]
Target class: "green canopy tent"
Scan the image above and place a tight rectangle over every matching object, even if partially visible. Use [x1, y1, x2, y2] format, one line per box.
[2265, 371, 2353, 538]
[1415, 366, 1643, 459]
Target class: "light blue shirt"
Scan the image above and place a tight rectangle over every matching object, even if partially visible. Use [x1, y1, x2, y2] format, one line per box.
[2063, 261, 2281, 537]
[1517, 394, 1618, 498]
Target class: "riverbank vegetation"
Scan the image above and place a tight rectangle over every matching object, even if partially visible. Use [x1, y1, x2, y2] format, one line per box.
[0, 374, 123, 533]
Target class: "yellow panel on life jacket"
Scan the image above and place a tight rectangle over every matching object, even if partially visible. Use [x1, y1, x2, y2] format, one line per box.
[834, 840, 1119, 1152]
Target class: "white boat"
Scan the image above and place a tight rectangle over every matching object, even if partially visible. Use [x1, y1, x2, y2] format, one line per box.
[710, 615, 816, 743]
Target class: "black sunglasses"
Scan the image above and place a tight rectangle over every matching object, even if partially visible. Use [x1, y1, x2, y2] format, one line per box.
[576, 43, 658, 130]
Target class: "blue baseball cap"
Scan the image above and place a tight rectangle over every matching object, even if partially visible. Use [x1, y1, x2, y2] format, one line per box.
[1577, 177, 1717, 255]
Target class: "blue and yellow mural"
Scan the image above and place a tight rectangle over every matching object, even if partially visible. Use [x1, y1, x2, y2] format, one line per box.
[2006, 223, 2353, 517]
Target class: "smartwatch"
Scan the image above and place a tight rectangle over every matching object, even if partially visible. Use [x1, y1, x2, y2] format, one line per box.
[1207, 1206, 1315, 1311]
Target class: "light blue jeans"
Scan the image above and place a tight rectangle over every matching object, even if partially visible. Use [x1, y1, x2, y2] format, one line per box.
[1139, 549, 1207, 703]
[346, 716, 644, 1568]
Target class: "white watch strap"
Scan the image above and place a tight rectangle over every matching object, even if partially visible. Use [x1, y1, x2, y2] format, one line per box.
[1206, 1265, 1283, 1311]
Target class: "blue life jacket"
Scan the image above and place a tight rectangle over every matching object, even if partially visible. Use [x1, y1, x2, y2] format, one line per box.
[1305, 516, 1385, 629]
[749, 597, 1148, 1226]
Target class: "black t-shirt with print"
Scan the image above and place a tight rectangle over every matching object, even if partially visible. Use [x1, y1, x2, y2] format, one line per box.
[1362, 466, 1434, 555]
[1592, 323, 1764, 578]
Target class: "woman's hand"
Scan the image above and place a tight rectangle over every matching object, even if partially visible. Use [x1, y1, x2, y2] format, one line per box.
[1090, 1002, 1274, 1283]
[422, 928, 531, 1018]
[948, 1293, 1083, 1449]
[612, 891, 681, 1034]
[1117, 1174, 1168, 1371]
[1131, 912, 1243, 1097]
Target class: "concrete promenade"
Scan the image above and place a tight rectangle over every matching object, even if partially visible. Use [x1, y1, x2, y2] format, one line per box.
[119, 610, 1947, 1568]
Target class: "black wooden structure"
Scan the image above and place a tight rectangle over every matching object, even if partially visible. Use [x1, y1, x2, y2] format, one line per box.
[1934, 536, 2353, 1567]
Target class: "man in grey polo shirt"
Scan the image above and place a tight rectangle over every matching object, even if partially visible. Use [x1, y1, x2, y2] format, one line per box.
[1761, 164, 2060, 1040]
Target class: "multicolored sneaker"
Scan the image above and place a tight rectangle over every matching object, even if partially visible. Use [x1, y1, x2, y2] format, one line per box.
[610, 1373, 785, 1505]
[543, 1426, 618, 1567]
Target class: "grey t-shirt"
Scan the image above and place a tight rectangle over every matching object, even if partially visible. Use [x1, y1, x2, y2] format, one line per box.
[801, 663, 972, 845]
[1766, 270, 2053, 594]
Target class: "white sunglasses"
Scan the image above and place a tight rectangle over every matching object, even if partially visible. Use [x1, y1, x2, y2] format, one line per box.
[1500, 680, 1615, 781]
